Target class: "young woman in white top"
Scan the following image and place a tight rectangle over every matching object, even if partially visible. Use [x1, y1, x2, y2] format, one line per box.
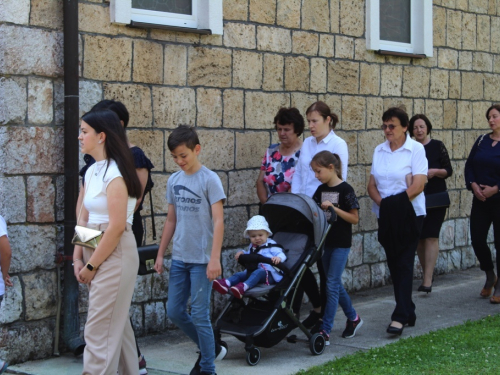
[73, 109, 142, 375]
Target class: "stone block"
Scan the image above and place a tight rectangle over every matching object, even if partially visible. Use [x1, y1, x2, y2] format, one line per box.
[55, 176, 64, 221]
[197, 129, 235, 170]
[151, 258, 171, 300]
[474, 52, 494, 73]
[360, 63, 380, 96]
[339, 0, 364, 37]
[439, 220, 455, 250]
[363, 232, 386, 263]
[371, 262, 390, 287]
[459, 189, 473, 218]
[426, 100, 444, 129]
[1, 0, 30, 24]
[309, 58, 327, 94]
[449, 71, 461, 99]
[0, 25, 63, 76]
[0, 177, 26, 223]
[413, 99, 425, 115]
[459, 51, 473, 71]
[352, 264, 370, 291]
[79, 80, 103, 117]
[187, 47, 231, 87]
[301, 0, 329, 32]
[494, 55, 500, 73]
[145, 302, 166, 333]
[455, 218, 469, 247]
[430, 69, 449, 99]
[342, 268, 353, 292]
[200, 34, 223, 46]
[233, 51, 263, 89]
[335, 36, 354, 59]
[0, 276, 22, 324]
[443, 100, 457, 129]
[223, 206, 249, 248]
[456, 101, 472, 129]
[235, 132, 270, 169]
[328, 60, 359, 95]
[347, 234, 363, 267]
[335, 130, 356, 165]
[438, 48, 458, 70]
[0, 319, 55, 363]
[152, 87, 196, 128]
[24, 271, 57, 320]
[26, 176, 55, 223]
[447, 190, 460, 218]
[402, 66, 430, 98]
[342, 96, 366, 130]
[492, 17, 500, 54]
[132, 274, 152, 303]
[0, 127, 63, 174]
[292, 31, 319, 56]
[262, 54, 284, 91]
[144, 216, 169, 253]
[319, 34, 334, 58]
[30, 0, 63, 29]
[257, 26, 292, 53]
[103, 83, 152, 128]
[224, 23, 256, 49]
[27, 78, 53, 125]
[223, 90, 245, 128]
[196, 88, 223, 128]
[462, 246, 477, 269]
[223, 0, 248, 20]
[446, 10, 462, 49]
[357, 130, 385, 164]
[141, 174, 168, 216]
[228, 170, 260, 206]
[469, 0, 490, 13]
[127, 129, 164, 172]
[163, 45, 187, 86]
[461, 72, 484, 100]
[433, 7, 446, 47]
[133, 40, 163, 84]
[358, 198, 378, 232]
[383, 97, 413, 114]
[245, 92, 290, 129]
[249, 0, 276, 24]
[290, 93, 318, 117]
[456, 0, 468, 10]
[462, 12, 477, 51]
[285, 56, 309, 92]
[366, 97, 384, 130]
[9, 225, 56, 273]
[346, 164, 365, 200]
[150, 29, 199, 44]
[484, 73, 500, 100]
[277, 0, 300, 28]
[353, 39, 385, 63]
[318, 94, 342, 122]
[477, 15, 491, 51]
[129, 304, 144, 335]
[0, 77, 27, 125]
[380, 66, 403, 96]
[330, 0, 340, 33]
[451, 130, 465, 160]
[83, 35, 132, 81]
[472, 101, 491, 129]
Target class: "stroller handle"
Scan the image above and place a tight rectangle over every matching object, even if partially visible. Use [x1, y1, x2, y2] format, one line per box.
[238, 254, 291, 275]
[327, 206, 337, 224]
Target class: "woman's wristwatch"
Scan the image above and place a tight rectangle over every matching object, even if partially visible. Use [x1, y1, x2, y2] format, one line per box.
[86, 262, 99, 271]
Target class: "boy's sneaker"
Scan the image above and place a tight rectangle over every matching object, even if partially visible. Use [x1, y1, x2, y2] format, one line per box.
[139, 354, 147, 375]
[230, 283, 245, 299]
[319, 330, 330, 346]
[0, 360, 8, 375]
[302, 310, 322, 329]
[190, 344, 227, 375]
[342, 316, 363, 338]
[212, 279, 229, 295]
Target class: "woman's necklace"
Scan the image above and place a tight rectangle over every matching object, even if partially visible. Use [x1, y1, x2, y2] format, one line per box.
[94, 161, 106, 176]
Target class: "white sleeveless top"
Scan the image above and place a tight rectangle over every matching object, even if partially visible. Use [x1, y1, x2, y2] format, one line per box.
[83, 159, 136, 225]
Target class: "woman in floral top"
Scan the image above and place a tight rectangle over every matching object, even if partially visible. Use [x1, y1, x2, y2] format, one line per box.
[256, 107, 304, 203]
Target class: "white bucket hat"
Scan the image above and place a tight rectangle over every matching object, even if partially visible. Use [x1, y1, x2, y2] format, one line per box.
[243, 215, 273, 238]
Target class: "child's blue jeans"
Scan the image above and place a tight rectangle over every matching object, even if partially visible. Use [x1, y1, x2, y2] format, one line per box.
[167, 260, 215, 374]
[227, 268, 275, 289]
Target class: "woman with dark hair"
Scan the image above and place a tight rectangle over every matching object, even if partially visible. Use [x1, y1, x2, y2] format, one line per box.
[409, 114, 453, 294]
[368, 107, 427, 336]
[73, 109, 142, 374]
[465, 104, 500, 304]
[256, 107, 304, 204]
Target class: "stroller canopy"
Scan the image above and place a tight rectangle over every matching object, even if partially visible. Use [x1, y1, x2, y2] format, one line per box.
[260, 193, 328, 247]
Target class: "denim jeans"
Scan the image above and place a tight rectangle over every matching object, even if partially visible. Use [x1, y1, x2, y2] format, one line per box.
[321, 246, 357, 335]
[227, 268, 275, 289]
[167, 260, 215, 373]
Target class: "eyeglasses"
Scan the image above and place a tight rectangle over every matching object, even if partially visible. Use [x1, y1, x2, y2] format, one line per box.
[381, 124, 399, 130]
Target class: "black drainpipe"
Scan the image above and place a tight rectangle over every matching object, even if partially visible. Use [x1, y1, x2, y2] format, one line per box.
[62, 0, 86, 355]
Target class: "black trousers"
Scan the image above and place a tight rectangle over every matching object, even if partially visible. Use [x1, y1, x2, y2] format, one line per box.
[470, 196, 500, 272]
[292, 258, 326, 315]
[383, 216, 423, 325]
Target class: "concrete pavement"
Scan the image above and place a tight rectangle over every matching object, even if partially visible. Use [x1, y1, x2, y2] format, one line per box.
[7, 267, 500, 375]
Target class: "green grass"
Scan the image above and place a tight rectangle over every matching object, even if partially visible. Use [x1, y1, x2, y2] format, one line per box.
[297, 314, 500, 375]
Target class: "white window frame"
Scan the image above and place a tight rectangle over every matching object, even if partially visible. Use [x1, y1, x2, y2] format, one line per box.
[110, 0, 223, 35]
[366, 0, 433, 57]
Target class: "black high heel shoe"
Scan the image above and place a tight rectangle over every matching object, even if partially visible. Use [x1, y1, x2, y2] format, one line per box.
[386, 323, 404, 336]
[418, 284, 432, 293]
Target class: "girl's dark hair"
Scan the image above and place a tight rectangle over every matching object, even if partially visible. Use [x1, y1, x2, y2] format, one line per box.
[486, 104, 500, 120]
[273, 107, 305, 136]
[311, 151, 342, 180]
[382, 107, 409, 129]
[90, 100, 130, 128]
[167, 125, 200, 151]
[409, 114, 433, 136]
[81, 110, 142, 199]
[306, 101, 339, 130]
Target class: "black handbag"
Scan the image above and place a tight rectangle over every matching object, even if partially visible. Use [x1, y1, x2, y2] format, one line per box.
[137, 189, 159, 275]
[425, 191, 450, 209]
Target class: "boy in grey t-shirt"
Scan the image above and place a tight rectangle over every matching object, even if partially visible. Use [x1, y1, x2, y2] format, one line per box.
[154, 125, 226, 375]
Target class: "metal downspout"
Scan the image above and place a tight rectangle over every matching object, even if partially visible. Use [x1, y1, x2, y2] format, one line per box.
[62, 0, 86, 355]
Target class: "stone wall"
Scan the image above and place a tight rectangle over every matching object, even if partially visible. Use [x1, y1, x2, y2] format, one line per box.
[1, 0, 500, 364]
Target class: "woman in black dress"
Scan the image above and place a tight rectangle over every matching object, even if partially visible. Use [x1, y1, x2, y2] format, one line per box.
[409, 114, 453, 293]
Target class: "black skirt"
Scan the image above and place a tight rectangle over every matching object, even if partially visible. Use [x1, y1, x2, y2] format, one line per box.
[420, 207, 447, 239]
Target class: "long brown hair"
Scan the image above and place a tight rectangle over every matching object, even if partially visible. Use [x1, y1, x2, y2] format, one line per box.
[311, 151, 342, 180]
[306, 101, 339, 129]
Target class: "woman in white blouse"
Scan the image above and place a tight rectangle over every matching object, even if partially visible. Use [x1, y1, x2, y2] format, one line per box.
[73, 110, 142, 374]
[367, 107, 427, 336]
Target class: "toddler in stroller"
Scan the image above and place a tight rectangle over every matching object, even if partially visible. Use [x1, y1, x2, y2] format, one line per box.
[213, 215, 286, 299]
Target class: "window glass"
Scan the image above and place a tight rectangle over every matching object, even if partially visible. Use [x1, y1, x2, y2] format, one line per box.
[380, 0, 411, 44]
[132, 0, 192, 15]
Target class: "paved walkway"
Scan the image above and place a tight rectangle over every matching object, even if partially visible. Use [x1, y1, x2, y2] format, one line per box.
[7, 267, 500, 375]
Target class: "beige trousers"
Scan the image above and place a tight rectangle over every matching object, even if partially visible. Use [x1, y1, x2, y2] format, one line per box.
[82, 224, 139, 375]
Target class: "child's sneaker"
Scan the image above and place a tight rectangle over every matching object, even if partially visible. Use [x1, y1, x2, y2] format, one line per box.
[230, 283, 245, 299]
[139, 354, 147, 374]
[342, 315, 363, 338]
[319, 330, 330, 346]
[212, 279, 229, 295]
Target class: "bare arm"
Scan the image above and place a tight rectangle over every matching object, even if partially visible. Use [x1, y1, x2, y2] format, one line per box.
[427, 168, 449, 179]
[0, 235, 12, 287]
[154, 204, 177, 274]
[73, 187, 86, 282]
[256, 170, 269, 204]
[134, 167, 148, 211]
[207, 200, 224, 282]
[406, 174, 427, 201]
[367, 174, 382, 206]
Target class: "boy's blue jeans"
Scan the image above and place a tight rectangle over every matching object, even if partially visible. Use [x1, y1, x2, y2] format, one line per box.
[321, 247, 357, 335]
[227, 268, 275, 289]
[167, 260, 215, 374]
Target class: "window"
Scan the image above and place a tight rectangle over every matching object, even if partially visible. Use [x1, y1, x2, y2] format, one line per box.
[366, 0, 433, 57]
[110, 0, 223, 35]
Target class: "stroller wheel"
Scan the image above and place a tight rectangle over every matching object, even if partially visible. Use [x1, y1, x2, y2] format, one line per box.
[220, 340, 228, 351]
[245, 347, 261, 366]
[309, 333, 326, 355]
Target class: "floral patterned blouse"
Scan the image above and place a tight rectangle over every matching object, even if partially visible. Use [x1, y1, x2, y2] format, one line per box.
[260, 143, 301, 196]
